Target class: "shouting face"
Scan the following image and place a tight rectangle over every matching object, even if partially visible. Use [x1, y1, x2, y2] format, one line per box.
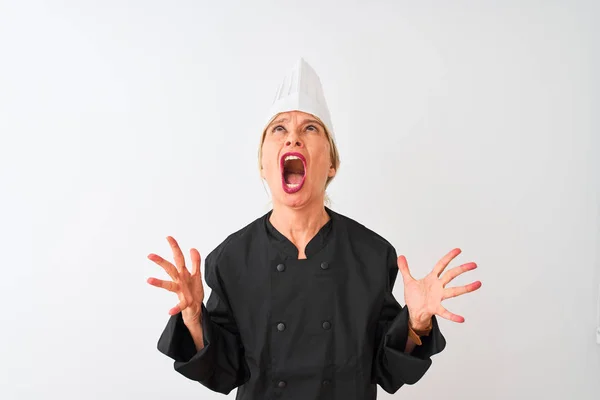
[260, 111, 336, 209]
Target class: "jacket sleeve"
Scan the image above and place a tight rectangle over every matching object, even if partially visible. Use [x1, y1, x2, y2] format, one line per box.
[372, 246, 447, 394]
[156, 249, 250, 394]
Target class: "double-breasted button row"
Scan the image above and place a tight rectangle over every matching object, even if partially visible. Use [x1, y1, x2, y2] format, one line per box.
[276, 321, 331, 331]
[275, 262, 330, 272]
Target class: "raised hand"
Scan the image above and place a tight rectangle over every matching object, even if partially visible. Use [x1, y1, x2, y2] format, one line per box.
[147, 236, 204, 326]
[397, 248, 481, 330]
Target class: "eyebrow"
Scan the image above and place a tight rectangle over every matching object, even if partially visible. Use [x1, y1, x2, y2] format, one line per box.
[269, 118, 288, 127]
[268, 118, 325, 129]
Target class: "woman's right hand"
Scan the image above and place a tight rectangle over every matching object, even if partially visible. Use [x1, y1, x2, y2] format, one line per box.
[147, 236, 205, 327]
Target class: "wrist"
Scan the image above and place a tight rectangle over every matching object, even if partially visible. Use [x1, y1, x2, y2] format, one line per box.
[409, 316, 432, 332]
[184, 313, 202, 330]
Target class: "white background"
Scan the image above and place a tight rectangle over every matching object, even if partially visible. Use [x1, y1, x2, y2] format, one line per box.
[1, 1, 598, 399]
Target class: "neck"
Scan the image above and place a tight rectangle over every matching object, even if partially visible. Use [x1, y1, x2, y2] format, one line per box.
[269, 198, 330, 256]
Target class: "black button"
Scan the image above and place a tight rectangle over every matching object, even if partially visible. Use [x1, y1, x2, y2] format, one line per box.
[320, 261, 329, 270]
[322, 321, 331, 330]
[322, 379, 330, 385]
[276, 263, 286, 272]
[277, 322, 286, 331]
[277, 380, 286, 388]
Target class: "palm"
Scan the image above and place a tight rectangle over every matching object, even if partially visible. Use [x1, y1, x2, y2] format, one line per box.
[147, 236, 205, 325]
[397, 248, 481, 327]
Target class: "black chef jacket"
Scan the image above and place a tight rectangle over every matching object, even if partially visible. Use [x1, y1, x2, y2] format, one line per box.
[157, 207, 446, 399]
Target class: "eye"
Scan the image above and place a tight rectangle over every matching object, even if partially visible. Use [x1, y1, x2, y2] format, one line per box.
[306, 124, 319, 132]
[272, 125, 286, 133]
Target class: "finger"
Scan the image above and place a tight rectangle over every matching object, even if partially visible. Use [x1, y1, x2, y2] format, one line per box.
[397, 255, 414, 282]
[440, 262, 477, 286]
[190, 248, 201, 277]
[433, 248, 462, 277]
[147, 277, 179, 293]
[147, 253, 178, 281]
[169, 300, 186, 315]
[436, 305, 465, 323]
[167, 236, 189, 274]
[443, 281, 482, 299]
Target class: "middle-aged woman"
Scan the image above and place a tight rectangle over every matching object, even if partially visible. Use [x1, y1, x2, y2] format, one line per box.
[147, 58, 482, 400]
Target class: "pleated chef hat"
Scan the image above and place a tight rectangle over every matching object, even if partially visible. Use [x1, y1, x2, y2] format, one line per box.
[265, 58, 335, 141]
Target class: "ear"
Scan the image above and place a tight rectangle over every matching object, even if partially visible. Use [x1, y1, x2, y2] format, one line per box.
[328, 166, 336, 178]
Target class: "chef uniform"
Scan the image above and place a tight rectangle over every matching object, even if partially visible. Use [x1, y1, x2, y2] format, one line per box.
[156, 59, 446, 399]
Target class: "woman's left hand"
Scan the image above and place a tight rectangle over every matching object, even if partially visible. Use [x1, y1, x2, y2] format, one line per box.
[397, 248, 481, 330]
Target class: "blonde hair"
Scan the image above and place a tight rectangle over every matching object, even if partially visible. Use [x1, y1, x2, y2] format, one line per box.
[258, 113, 341, 205]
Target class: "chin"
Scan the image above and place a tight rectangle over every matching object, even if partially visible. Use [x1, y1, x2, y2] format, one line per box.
[273, 187, 319, 210]
[276, 191, 308, 209]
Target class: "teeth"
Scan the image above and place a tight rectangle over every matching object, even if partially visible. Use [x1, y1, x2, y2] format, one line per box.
[284, 155, 301, 161]
[286, 183, 300, 188]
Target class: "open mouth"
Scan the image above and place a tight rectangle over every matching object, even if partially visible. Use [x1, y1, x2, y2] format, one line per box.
[280, 152, 306, 194]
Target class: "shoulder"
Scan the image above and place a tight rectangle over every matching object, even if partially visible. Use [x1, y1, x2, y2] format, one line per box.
[330, 208, 400, 288]
[329, 208, 396, 257]
[203, 212, 268, 273]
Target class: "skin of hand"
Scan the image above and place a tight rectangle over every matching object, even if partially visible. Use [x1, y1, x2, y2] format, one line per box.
[398, 248, 482, 330]
[147, 236, 204, 327]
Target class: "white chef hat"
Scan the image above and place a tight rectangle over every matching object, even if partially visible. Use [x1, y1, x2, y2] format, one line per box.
[265, 58, 335, 141]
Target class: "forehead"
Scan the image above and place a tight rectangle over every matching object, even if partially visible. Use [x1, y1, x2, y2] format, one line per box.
[275, 110, 314, 120]
[268, 110, 324, 127]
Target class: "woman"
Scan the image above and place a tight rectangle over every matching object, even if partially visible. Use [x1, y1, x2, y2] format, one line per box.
[147, 58, 481, 399]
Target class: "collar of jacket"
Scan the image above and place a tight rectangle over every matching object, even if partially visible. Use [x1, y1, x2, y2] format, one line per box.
[264, 206, 336, 259]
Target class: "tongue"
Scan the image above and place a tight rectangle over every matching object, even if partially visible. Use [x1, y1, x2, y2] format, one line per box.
[285, 172, 304, 184]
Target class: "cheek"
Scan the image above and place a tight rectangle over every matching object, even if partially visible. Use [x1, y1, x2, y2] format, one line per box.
[261, 144, 280, 176]
[311, 144, 332, 175]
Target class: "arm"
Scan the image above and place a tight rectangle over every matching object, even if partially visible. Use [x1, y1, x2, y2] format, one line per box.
[157, 250, 249, 394]
[186, 319, 205, 352]
[372, 246, 446, 394]
[404, 318, 432, 354]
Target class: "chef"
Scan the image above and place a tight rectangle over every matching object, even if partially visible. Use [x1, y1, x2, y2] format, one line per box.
[147, 58, 482, 399]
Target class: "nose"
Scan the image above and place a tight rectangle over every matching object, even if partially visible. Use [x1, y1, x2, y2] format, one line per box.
[285, 133, 303, 148]
[285, 139, 302, 147]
